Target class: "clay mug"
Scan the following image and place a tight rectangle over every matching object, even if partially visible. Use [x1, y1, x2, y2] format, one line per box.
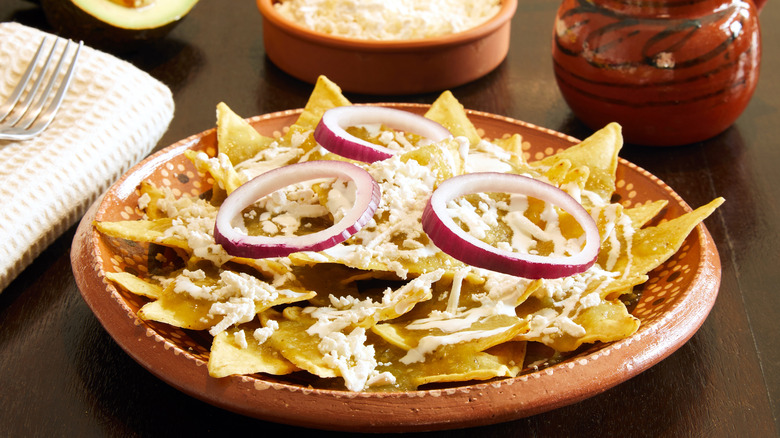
[552, 0, 766, 146]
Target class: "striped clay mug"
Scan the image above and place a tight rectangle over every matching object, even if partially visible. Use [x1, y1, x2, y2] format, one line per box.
[552, 0, 765, 146]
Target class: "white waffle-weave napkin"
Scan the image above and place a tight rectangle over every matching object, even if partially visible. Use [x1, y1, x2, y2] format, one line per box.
[0, 22, 174, 291]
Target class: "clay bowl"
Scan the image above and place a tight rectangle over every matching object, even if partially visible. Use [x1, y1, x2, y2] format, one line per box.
[256, 0, 517, 95]
[71, 104, 721, 432]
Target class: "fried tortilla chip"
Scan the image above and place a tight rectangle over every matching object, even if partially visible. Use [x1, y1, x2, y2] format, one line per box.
[535, 122, 623, 204]
[208, 322, 299, 378]
[138, 289, 217, 331]
[623, 200, 667, 226]
[105, 271, 162, 299]
[185, 149, 244, 195]
[216, 102, 277, 166]
[376, 343, 515, 390]
[545, 299, 640, 352]
[96, 218, 188, 249]
[262, 308, 339, 378]
[424, 90, 480, 145]
[138, 267, 315, 334]
[628, 197, 724, 277]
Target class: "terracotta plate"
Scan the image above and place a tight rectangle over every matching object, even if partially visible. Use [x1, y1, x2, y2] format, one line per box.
[71, 105, 721, 433]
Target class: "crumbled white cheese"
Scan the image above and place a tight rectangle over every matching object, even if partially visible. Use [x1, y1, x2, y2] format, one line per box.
[274, 0, 502, 41]
[169, 269, 307, 336]
[235, 141, 304, 181]
[234, 330, 249, 349]
[253, 319, 278, 344]
[301, 269, 442, 390]
[137, 192, 151, 211]
[579, 291, 601, 309]
[159, 215, 233, 266]
[154, 185, 218, 219]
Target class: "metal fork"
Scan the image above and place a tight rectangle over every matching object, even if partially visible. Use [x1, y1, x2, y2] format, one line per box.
[0, 37, 82, 141]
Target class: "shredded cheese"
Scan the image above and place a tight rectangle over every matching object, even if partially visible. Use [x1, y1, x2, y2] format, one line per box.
[273, 0, 502, 41]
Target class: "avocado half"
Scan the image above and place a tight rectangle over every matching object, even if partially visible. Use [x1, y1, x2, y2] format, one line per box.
[41, 0, 199, 49]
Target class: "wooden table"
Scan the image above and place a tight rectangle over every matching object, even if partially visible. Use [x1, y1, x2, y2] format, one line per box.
[2, 1, 778, 436]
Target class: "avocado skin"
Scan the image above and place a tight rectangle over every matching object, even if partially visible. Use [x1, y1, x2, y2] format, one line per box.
[40, 0, 195, 51]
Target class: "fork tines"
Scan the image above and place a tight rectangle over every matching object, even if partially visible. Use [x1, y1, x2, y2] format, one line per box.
[0, 36, 82, 141]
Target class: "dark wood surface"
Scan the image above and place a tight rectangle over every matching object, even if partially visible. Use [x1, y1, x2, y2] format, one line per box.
[2, 0, 778, 436]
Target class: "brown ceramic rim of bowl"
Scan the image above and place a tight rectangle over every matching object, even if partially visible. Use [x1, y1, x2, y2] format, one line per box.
[71, 105, 721, 432]
[257, 0, 518, 52]
[256, 0, 518, 94]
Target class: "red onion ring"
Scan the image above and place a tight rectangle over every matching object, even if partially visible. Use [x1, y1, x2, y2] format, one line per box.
[214, 161, 381, 258]
[422, 173, 600, 279]
[313, 106, 453, 163]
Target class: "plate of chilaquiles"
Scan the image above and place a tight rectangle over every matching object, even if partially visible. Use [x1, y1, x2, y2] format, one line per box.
[72, 76, 723, 432]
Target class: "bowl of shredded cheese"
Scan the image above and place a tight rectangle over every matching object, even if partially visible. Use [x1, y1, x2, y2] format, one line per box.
[257, 0, 517, 95]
